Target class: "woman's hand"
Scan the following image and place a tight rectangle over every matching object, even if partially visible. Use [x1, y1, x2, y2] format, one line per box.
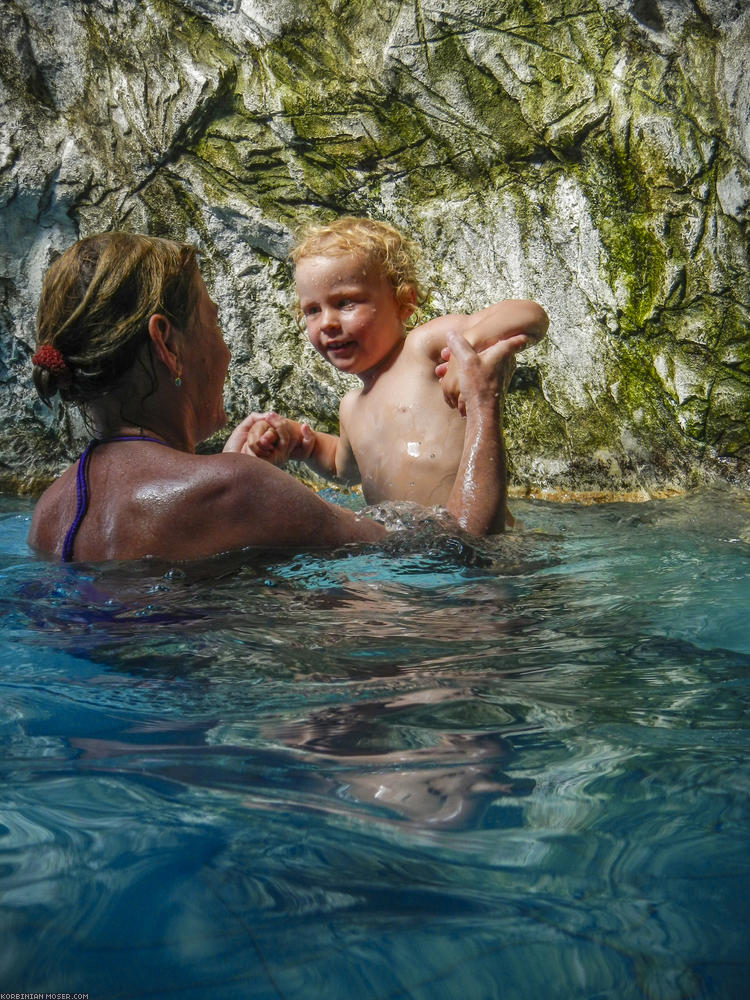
[437, 333, 531, 416]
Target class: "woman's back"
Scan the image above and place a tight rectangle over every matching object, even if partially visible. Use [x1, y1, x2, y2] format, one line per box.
[29, 435, 387, 562]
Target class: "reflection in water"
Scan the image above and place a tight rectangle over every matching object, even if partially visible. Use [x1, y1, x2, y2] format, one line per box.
[0, 488, 749, 998]
[262, 687, 534, 828]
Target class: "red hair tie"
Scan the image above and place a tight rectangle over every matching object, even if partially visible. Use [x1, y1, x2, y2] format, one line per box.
[32, 344, 69, 375]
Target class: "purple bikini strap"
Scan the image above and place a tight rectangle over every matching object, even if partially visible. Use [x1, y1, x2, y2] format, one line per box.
[102, 435, 168, 445]
[61, 435, 169, 562]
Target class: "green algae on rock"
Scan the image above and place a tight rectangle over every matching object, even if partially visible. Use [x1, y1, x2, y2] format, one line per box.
[1, 0, 748, 495]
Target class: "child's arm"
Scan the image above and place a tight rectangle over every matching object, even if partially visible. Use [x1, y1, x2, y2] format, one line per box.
[454, 299, 548, 352]
[294, 422, 359, 485]
[433, 300, 549, 409]
[224, 412, 309, 464]
[240, 413, 311, 465]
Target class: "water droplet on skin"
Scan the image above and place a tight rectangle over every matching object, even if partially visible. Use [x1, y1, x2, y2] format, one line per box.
[407, 441, 420, 457]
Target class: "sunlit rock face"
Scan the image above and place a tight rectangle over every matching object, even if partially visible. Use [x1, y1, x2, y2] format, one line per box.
[1, 0, 748, 494]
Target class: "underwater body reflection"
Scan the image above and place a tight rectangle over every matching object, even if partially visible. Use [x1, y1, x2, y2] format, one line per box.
[0, 488, 749, 999]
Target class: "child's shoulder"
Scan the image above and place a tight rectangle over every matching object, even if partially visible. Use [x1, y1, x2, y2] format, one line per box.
[339, 385, 362, 415]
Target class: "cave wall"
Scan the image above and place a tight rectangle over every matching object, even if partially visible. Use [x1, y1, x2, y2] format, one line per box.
[1, 0, 748, 494]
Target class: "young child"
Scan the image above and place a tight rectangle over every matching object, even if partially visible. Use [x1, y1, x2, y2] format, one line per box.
[243, 217, 548, 532]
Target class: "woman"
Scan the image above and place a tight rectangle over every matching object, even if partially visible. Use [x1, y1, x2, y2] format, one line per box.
[28, 232, 508, 562]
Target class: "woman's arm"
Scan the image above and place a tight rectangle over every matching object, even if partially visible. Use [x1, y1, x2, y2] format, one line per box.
[159, 452, 384, 560]
[443, 330, 527, 536]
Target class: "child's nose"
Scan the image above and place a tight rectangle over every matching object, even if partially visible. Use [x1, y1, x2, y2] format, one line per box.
[320, 307, 339, 330]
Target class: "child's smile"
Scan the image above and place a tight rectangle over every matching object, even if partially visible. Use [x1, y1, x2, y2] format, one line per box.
[296, 254, 413, 378]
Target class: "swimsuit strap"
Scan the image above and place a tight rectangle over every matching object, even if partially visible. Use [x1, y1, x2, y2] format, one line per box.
[103, 434, 169, 445]
[62, 439, 98, 562]
[61, 434, 170, 562]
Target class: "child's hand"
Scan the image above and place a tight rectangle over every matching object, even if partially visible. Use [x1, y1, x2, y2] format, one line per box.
[435, 347, 461, 408]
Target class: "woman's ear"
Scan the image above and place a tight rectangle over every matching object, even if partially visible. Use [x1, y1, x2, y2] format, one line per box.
[148, 314, 181, 379]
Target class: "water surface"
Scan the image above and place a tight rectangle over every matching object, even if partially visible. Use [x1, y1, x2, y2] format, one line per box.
[1, 489, 748, 998]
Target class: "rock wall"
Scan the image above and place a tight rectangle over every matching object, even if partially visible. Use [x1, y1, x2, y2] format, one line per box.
[1, 0, 748, 495]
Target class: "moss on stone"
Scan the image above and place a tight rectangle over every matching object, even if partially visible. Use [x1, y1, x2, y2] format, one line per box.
[2, 0, 748, 491]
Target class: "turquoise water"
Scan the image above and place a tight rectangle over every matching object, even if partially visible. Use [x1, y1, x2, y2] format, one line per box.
[1, 489, 748, 999]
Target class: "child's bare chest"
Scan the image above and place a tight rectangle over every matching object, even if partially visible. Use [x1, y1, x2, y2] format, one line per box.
[343, 352, 467, 505]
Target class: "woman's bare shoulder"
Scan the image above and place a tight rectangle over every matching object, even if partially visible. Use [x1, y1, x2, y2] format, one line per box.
[155, 451, 383, 555]
[29, 449, 383, 562]
[27, 463, 78, 557]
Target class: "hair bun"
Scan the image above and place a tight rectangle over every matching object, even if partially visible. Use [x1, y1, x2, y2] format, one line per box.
[32, 344, 72, 406]
[32, 344, 69, 375]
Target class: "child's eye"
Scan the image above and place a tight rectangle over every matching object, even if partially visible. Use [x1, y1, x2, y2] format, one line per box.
[338, 298, 355, 308]
[303, 305, 320, 316]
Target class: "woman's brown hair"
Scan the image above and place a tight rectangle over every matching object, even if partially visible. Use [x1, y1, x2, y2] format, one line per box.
[33, 232, 199, 406]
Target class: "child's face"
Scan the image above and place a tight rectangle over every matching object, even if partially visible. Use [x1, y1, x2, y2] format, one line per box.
[296, 253, 414, 377]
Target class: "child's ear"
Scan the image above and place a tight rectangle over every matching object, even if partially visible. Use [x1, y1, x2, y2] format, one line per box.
[399, 285, 418, 321]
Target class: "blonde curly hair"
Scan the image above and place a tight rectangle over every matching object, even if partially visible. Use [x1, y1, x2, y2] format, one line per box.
[290, 216, 425, 314]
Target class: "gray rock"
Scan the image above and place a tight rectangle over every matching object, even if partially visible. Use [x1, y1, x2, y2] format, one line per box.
[1, 0, 748, 495]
